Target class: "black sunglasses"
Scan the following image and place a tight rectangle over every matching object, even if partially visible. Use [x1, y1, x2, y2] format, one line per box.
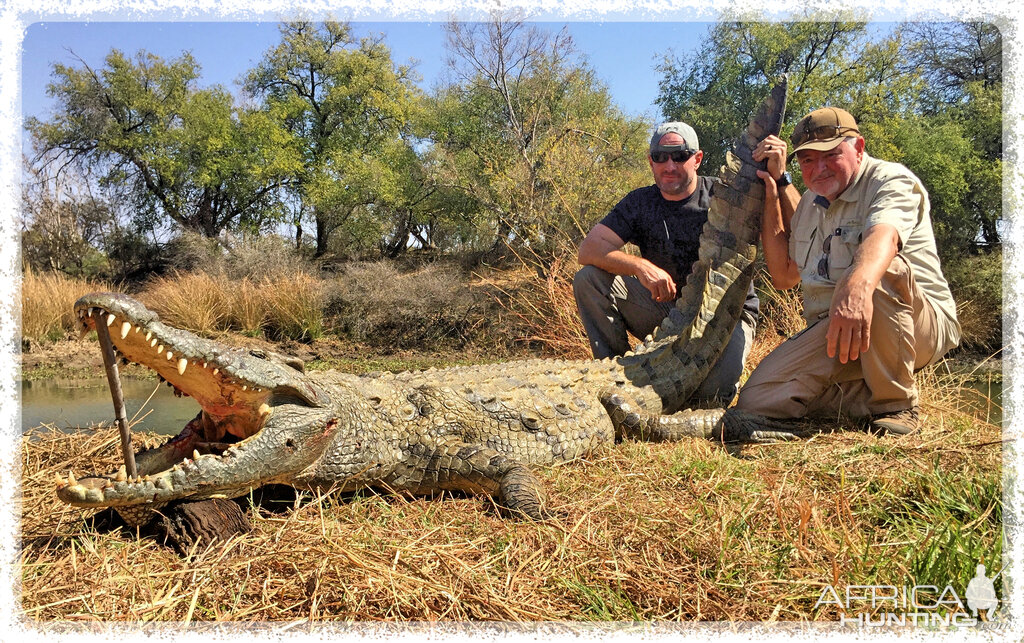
[650, 150, 695, 164]
[792, 125, 860, 149]
[817, 228, 842, 278]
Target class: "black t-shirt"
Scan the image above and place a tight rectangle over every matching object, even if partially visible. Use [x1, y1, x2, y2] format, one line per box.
[599, 177, 759, 321]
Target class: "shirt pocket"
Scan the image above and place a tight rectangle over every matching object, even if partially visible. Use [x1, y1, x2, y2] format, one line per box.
[791, 223, 816, 272]
[824, 222, 863, 278]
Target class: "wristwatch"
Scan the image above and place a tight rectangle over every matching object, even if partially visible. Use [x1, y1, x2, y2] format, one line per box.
[776, 171, 792, 187]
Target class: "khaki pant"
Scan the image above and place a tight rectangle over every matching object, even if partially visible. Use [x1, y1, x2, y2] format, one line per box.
[736, 255, 938, 419]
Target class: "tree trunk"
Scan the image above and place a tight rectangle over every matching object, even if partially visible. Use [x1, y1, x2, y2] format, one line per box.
[314, 215, 329, 258]
[150, 498, 252, 556]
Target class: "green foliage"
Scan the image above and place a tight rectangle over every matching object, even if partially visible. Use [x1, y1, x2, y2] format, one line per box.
[901, 22, 1002, 109]
[26, 50, 299, 237]
[941, 249, 1002, 351]
[245, 21, 419, 257]
[888, 117, 973, 247]
[655, 20, 1001, 256]
[426, 15, 651, 253]
[654, 21, 924, 174]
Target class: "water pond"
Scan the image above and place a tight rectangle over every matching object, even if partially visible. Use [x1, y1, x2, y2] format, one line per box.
[21, 377, 199, 435]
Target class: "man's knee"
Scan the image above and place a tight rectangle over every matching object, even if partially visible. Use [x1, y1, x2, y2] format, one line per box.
[734, 322, 827, 419]
[572, 264, 613, 299]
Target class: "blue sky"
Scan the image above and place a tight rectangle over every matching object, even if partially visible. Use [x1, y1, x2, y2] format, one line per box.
[21, 20, 712, 129]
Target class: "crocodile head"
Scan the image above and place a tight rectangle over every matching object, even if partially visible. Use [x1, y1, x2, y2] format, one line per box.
[56, 292, 338, 519]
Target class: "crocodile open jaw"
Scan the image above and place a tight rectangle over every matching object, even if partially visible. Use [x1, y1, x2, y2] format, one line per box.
[56, 293, 328, 510]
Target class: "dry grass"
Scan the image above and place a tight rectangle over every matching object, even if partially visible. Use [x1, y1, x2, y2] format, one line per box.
[19, 375, 1002, 623]
[489, 253, 592, 360]
[748, 276, 807, 373]
[139, 271, 324, 342]
[491, 259, 810, 369]
[225, 278, 267, 337]
[16, 260, 1006, 624]
[261, 273, 325, 342]
[21, 267, 114, 343]
[140, 271, 229, 335]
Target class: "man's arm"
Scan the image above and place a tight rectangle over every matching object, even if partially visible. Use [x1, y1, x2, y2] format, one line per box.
[578, 224, 677, 302]
[753, 135, 801, 289]
[826, 223, 900, 363]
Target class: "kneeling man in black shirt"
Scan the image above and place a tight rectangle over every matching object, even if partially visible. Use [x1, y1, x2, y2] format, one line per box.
[573, 121, 759, 404]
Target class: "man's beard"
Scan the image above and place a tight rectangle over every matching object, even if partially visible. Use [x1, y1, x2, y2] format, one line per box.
[657, 176, 690, 196]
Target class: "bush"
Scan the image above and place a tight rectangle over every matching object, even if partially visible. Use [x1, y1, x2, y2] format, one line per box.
[749, 269, 806, 371]
[164, 230, 314, 282]
[325, 261, 481, 350]
[942, 248, 1002, 353]
[489, 251, 591, 359]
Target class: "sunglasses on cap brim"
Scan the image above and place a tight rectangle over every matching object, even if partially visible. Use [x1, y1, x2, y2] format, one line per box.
[791, 125, 860, 150]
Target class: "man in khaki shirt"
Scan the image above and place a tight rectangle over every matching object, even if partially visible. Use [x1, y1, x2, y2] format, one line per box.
[735, 107, 961, 434]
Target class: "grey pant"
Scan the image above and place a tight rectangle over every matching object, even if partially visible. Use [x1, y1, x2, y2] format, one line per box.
[572, 264, 754, 404]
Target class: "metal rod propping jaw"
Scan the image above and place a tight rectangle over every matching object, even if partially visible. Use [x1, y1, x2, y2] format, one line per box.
[94, 319, 139, 478]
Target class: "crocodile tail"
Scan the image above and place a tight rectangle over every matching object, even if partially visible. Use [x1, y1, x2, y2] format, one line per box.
[618, 79, 788, 414]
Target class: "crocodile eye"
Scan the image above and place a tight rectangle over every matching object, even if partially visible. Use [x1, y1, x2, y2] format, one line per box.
[249, 350, 267, 359]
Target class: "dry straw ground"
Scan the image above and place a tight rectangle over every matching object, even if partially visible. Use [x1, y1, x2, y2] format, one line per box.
[17, 261, 1004, 625]
[19, 367, 1002, 624]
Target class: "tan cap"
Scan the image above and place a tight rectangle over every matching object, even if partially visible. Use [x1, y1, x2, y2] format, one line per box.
[791, 107, 861, 154]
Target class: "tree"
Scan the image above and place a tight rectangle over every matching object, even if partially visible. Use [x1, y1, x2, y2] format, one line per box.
[370, 136, 483, 258]
[244, 21, 417, 257]
[655, 21, 923, 175]
[901, 22, 1001, 108]
[428, 13, 651, 254]
[902, 22, 1002, 246]
[26, 50, 299, 238]
[20, 158, 112, 276]
[654, 20, 1001, 250]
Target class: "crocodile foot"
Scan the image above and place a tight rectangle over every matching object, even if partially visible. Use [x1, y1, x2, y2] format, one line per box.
[600, 389, 815, 443]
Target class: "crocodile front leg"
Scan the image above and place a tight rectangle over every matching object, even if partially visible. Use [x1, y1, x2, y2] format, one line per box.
[387, 436, 548, 519]
[599, 389, 810, 443]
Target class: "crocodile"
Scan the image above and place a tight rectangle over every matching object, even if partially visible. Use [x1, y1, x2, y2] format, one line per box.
[56, 81, 803, 525]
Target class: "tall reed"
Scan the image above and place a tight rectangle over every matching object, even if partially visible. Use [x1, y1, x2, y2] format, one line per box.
[140, 271, 229, 335]
[262, 272, 324, 341]
[21, 266, 112, 342]
[140, 271, 324, 342]
[226, 278, 267, 337]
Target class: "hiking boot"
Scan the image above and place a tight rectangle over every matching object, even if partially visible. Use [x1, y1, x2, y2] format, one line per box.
[869, 406, 920, 436]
